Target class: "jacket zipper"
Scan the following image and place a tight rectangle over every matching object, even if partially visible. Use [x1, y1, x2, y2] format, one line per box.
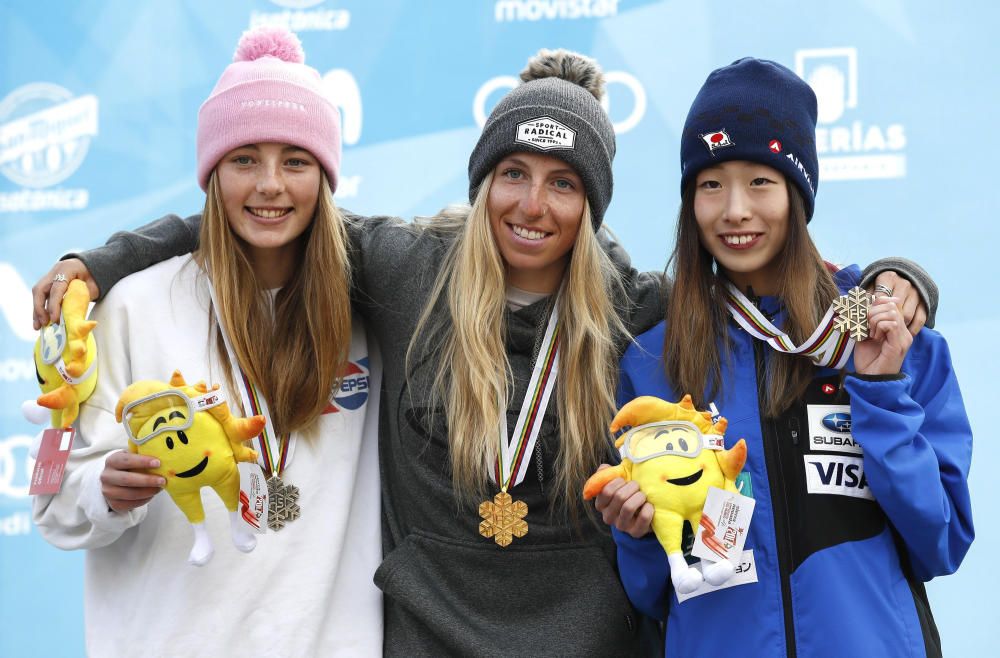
[753, 339, 797, 658]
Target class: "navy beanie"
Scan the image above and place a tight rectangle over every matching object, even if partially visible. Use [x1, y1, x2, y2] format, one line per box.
[680, 57, 820, 221]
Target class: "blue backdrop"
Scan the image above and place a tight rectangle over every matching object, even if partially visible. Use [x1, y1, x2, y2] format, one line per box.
[2, 1, 996, 654]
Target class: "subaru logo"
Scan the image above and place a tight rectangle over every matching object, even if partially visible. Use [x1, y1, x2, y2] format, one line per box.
[822, 412, 852, 433]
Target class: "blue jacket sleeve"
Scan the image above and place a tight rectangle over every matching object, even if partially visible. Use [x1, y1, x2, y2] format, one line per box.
[844, 331, 974, 580]
[613, 528, 671, 621]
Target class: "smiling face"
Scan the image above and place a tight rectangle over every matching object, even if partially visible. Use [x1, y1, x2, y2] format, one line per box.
[216, 142, 321, 288]
[135, 407, 235, 491]
[694, 160, 790, 295]
[487, 152, 586, 294]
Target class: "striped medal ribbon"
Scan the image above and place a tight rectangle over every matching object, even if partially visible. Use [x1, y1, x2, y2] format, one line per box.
[723, 281, 854, 369]
[207, 282, 300, 531]
[479, 292, 561, 548]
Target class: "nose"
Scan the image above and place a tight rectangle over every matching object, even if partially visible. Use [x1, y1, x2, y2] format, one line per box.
[518, 182, 547, 219]
[723, 186, 752, 223]
[256, 163, 284, 196]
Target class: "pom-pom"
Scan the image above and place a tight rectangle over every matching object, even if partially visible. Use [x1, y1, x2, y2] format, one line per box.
[233, 26, 304, 64]
[520, 49, 605, 100]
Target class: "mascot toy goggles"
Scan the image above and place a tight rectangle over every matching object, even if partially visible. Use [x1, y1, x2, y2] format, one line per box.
[121, 388, 227, 445]
[619, 420, 725, 464]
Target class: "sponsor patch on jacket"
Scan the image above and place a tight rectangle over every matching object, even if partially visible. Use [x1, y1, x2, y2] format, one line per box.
[807, 404, 862, 454]
[515, 116, 576, 150]
[803, 454, 873, 500]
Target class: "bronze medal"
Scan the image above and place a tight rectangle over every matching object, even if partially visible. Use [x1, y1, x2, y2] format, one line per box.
[266, 475, 301, 531]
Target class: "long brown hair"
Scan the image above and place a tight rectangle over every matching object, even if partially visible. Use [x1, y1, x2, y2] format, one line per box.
[408, 173, 628, 516]
[194, 171, 352, 435]
[663, 182, 838, 418]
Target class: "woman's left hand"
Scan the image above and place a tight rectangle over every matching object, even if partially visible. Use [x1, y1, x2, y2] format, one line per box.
[869, 271, 926, 336]
[853, 295, 913, 375]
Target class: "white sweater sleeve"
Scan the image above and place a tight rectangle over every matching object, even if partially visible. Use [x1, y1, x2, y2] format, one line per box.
[31, 288, 149, 550]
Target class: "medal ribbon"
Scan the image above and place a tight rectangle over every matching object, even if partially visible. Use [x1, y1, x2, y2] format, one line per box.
[207, 282, 293, 477]
[492, 292, 561, 491]
[723, 281, 854, 369]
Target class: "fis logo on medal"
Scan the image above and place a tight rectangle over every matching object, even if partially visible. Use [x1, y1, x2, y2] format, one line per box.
[327, 357, 370, 412]
[700, 129, 734, 154]
[794, 47, 907, 181]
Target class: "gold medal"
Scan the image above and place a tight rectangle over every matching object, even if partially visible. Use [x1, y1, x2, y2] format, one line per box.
[832, 286, 874, 342]
[266, 475, 301, 531]
[479, 491, 528, 548]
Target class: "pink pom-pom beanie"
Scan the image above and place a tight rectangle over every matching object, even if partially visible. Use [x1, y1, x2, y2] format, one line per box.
[196, 26, 341, 192]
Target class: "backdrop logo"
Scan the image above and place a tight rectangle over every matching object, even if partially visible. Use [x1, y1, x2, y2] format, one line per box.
[495, 0, 619, 22]
[794, 47, 907, 181]
[0, 435, 35, 499]
[0, 83, 97, 212]
[474, 70, 646, 135]
[252, 0, 350, 31]
[322, 68, 362, 199]
[332, 357, 370, 411]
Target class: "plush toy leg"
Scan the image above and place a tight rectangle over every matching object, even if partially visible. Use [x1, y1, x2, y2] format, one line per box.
[188, 523, 214, 566]
[667, 552, 703, 595]
[702, 558, 736, 586]
[229, 511, 257, 553]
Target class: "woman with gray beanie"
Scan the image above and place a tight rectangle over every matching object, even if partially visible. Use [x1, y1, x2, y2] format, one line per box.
[32, 46, 933, 655]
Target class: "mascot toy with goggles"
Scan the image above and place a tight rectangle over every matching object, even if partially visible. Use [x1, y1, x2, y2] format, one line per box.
[25, 280, 98, 429]
[116, 371, 265, 566]
[584, 395, 747, 594]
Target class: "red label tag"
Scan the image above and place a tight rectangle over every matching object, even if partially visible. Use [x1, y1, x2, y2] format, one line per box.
[29, 428, 75, 495]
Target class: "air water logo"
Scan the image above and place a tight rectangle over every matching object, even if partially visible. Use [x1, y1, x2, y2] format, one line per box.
[474, 70, 646, 135]
[252, 0, 350, 31]
[795, 48, 907, 181]
[322, 68, 363, 199]
[330, 357, 370, 412]
[0, 435, 35, 500]
[495, 0, 619, 22]
[0, 83, 98, 212]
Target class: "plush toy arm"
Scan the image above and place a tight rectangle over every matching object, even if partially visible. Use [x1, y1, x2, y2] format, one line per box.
[582, 464, 628, 500]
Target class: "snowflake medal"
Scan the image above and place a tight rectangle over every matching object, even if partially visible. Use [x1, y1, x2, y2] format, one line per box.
[266, 475, 301, 531]
[479, 491, 528, 547]
[832, 286, 874, 342]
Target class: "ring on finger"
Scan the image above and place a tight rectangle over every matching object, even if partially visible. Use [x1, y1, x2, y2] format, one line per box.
[873, 283, 893, 298]
[52, 273, 68, 284]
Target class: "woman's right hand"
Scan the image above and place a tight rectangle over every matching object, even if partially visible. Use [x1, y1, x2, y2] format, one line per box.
[32, 258, 99, 330]
[101, 451, 166, 513]
[593, 465, 654, 538]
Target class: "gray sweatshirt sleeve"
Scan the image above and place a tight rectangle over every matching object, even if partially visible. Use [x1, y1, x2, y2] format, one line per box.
[64, 213, 202, 300]
[860, 257, 938, 328]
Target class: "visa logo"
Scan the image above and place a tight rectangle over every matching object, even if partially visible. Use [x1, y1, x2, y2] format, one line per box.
[822, 412, 852, 433]
[803, 454, 873, 500]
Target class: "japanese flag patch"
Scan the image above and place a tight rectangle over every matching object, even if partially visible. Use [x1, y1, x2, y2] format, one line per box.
[700, 129, 734, 154]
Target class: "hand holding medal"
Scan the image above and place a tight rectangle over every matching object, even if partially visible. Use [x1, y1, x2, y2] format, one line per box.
[848, 285, 914, 375]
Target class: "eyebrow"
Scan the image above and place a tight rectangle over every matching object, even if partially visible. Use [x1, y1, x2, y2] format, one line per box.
[168, 410, 186, 421]
[153, 416, 167, 430]
[502, 157, 580, 179]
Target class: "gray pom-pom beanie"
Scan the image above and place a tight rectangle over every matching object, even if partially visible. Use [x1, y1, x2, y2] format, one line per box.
[467, 49, 616, 228]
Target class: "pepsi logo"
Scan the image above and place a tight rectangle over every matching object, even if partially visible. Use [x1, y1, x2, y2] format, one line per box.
[821, 412, 852, 433]
[329, 357, 369, 412]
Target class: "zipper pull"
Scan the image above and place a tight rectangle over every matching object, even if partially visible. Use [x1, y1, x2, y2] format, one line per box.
[788, 417, 800, 445]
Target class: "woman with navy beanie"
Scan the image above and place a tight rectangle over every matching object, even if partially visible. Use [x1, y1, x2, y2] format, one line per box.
[606, 57, 973, 658]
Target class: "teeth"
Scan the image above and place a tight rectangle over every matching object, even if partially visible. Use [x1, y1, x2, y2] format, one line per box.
[248, 208, 289, 219]
[724, 234, 756, 245]
[512, 225, 547, 240]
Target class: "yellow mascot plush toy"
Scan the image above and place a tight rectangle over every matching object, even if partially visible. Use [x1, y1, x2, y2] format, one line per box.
[116, 371, 264, 566]
[584, 395, 747, 594]
[28, 279, 98, 428]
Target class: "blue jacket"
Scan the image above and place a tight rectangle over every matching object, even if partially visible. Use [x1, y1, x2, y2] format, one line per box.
[615, 266, 973, 658]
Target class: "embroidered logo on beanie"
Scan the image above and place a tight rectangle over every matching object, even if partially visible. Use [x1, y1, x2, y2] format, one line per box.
[515, 116, 576, 150]
[700, 129, 733, 153]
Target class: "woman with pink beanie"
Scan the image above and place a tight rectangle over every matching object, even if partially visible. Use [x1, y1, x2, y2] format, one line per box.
[31, 27, 383, 656]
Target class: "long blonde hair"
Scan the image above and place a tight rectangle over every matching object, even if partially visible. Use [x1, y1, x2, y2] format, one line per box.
[195, 171, 352, 435]
[663, 182, 839, 417]
[409, 172, 627, 515]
